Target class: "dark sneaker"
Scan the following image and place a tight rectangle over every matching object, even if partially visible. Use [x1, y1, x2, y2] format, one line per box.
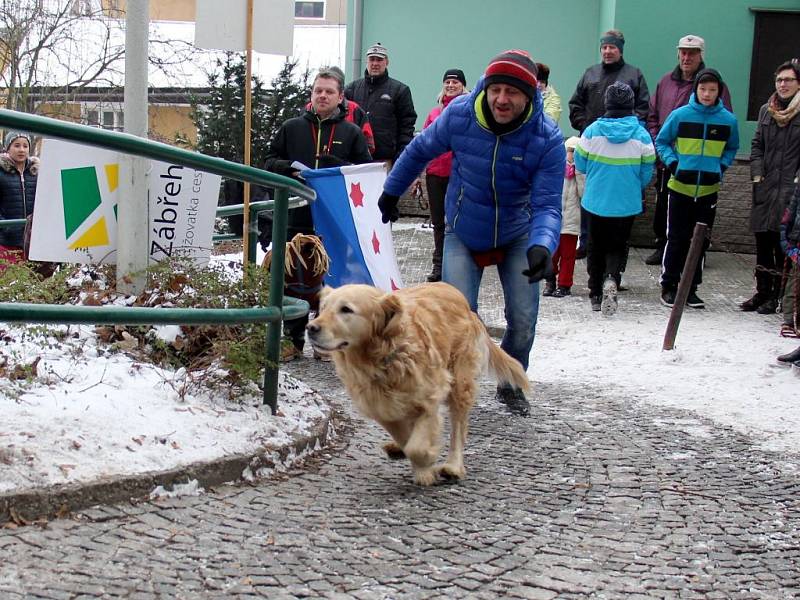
[756, 298, 778, 315]
[575, 246, 587, 260]
[661, 288, 676, 307]
[601, 277, 618, 316]
[686, 291, 705, 309]
[553, 286, 571, 297]
[740, 293, 766, 312]
[426, 268, 441, 282]
[496, 385, 530, 416]
[644, 248, 663, 266]
[590, 295, 602, 312]
[777, 347, 800, 367]
[542, 279, 556, 296]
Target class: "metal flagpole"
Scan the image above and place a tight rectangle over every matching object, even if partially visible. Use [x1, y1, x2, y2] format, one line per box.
[242, 0, 254, 264]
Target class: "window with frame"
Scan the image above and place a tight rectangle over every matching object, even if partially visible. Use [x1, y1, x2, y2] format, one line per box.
[71, 0, 98, 16]
[83, 105, 124, 131]
[295, 1, 324, 19]
[747, 9, 800, 121]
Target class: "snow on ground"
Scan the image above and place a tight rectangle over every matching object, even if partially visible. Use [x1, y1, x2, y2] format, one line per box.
[0, 250, 329, 496]
[531, 301, 799, 454]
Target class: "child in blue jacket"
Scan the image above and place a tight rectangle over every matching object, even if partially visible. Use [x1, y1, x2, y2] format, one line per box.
[575, 82, 655, 316]
[655, 68, 739, 309]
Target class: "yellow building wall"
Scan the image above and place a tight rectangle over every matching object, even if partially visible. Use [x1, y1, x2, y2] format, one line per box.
[149, 105, 197, 146]
[34, 102, 196, 146]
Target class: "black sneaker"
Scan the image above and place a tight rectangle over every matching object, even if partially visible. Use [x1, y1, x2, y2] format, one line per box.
[777, 347, 800, 367]
[553, 286, 571, 297]
[590, 295, 602, 312]
[686, 291, 705, 309]
[644, 248, 663, 266]
[542, 279, 556, 297]
[495, 385, 530, 416]
[575, 246, 587, 260]
[601, 277, 618, 316]
[661, 288, 676, 307]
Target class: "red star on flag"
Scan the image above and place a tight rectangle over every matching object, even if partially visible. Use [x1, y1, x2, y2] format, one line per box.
[349, 182, 364, 207]
[372, 230, 381, 254]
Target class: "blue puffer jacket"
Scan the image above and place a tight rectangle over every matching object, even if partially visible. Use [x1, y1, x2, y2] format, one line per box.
[655, 93, 739, 199]
[384, 77, 565, 253]
[0, 154, 38, 248]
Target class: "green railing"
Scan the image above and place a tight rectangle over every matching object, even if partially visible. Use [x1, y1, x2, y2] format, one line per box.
[0, 109, 317, 413]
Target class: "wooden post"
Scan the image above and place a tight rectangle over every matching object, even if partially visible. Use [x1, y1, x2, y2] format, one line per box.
[663, 222, 708, 351]
[242, 0, 254, 264]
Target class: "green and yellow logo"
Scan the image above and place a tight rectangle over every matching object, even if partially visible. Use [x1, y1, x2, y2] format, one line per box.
[60, 164, 118, 249]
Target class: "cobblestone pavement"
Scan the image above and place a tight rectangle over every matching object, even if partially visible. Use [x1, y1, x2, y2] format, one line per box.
[1, 222, 798, 599]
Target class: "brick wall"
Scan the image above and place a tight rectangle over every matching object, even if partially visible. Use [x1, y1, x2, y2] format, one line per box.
[399, 157, 756, 255]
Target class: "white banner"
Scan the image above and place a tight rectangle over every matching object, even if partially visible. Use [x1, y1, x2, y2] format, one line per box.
[195, 0, 294, 56]
[29, 139, 220, 266]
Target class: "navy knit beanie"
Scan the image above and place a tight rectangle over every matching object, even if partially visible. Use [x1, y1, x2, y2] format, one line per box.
[604, 81, 635, 113]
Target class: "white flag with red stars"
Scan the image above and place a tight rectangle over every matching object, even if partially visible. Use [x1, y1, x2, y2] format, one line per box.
[303, 163, 403, 292]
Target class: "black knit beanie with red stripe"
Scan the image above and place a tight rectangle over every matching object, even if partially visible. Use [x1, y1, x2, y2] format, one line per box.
[484, 50, 538, 100]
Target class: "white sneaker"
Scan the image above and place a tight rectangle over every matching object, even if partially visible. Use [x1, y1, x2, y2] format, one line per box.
[601, 277, 618, 316]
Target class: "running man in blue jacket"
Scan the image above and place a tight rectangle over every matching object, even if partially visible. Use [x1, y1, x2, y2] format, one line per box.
[377, 50, 565, 416]
[655, 68, 739, 309]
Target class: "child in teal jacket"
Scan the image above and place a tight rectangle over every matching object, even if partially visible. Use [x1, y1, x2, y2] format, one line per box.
[575, 81, 655, 315]
[655, 68, 739, 309]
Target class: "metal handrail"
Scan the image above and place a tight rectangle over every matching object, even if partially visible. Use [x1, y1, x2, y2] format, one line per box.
[0, 110, 315, 202]
[0, 108, 316, 413]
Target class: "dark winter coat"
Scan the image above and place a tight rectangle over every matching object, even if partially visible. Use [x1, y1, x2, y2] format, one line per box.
[344, 70, 417, 161]
[264, 106, 372, 237]
[750, 97, 800, 233]
[384, 76, 564, 254]
[0, 154, 39, 248]
[568, 59, 650, 133]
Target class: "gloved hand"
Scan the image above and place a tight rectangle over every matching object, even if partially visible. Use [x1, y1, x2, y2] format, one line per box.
[668, 161, 678, 176]
[271, 159, 299, 178]
[316, 154, 349, 168]
[522, 245, 552, 283]
[788, 247, 799, 265]
[378, 191, 400, 223]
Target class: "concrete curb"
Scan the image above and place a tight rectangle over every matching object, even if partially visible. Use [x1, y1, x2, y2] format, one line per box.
[0, 409, 332, 523]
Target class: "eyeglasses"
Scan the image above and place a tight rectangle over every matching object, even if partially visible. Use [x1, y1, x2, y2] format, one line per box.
[776, 77, 798, 84]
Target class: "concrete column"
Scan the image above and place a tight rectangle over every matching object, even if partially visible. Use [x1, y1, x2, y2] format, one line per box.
[117, 0, 150, 295]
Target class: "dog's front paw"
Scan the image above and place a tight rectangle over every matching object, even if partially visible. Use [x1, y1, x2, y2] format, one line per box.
[383, 441, 406, 460]
[437, 464, 465, 481]
[413, 468, 438, 486]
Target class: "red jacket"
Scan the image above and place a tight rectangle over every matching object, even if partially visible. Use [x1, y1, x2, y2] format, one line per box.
[423, 94, 460, 177]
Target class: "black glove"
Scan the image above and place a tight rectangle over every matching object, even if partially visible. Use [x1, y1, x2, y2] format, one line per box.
[668, 161, 678, 176]
[522, 245, 552, 283]
[316, 154, 349, 168]
[378, 192, 400, 223]
[271, 159, 299, 178]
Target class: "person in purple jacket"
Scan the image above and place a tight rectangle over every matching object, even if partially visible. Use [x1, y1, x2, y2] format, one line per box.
[644, 34, 733, 265]
[376, 50, 565, 416]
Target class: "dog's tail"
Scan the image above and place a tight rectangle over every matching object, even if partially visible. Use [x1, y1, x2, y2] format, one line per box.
[482, 329, 530, 392]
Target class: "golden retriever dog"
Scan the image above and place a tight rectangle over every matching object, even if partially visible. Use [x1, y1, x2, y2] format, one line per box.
[305, 282, 530, 486]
